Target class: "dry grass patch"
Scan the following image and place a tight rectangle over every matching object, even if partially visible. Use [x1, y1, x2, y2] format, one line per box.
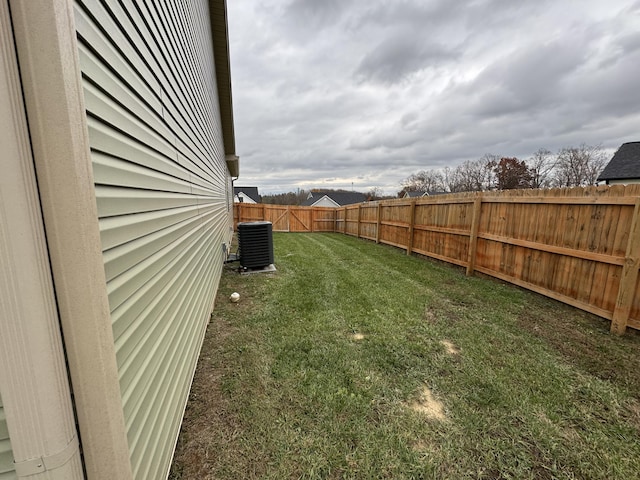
[440, 339, 460, 355]
[350, 332, 365, 341]
[408, 384, 447, 421]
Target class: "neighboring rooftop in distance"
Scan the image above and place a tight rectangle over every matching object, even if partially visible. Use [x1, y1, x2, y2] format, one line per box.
[403, 191, 428, 198]
[301, 190, 367, 207]
[403, 191, 448, 198]
[234, 186, 261, 203]
[597, 142, 640, 184]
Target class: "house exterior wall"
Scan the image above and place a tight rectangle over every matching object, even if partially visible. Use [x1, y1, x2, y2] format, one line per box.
[73, 1, 234, 478]
[235, 192, 257, 203]
[311, 196, 340, 207]
[606, 178, 640, 185]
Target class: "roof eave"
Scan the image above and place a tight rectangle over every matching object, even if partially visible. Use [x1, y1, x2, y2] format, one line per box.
[209, 0, 238, 176]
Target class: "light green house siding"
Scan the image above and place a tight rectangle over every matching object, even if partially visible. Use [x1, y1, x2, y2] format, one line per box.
[74, 1, 233, 478]
[0, 394, 16, 480]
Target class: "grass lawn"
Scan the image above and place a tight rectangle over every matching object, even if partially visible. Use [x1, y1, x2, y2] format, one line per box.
[170, 233, 640, 480]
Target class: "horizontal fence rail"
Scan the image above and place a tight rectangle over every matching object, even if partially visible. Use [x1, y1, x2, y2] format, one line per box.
[235, 185, 640, 334]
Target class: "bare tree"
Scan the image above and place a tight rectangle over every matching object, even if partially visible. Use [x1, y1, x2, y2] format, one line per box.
[441, 166, 459, 193]
[527, 148, 556, 189]
[400, 169, 445, 194]
[366, 187, 384, 200]
[552, 144, 607, 187]
[450, 155, 498, 192]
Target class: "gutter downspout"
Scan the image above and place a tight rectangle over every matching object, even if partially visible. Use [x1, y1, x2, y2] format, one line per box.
[9, 1, 133, 478]
[0, 2, 82, 478]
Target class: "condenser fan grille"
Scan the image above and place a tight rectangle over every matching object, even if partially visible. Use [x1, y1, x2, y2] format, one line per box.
[238, 221, 274, 269]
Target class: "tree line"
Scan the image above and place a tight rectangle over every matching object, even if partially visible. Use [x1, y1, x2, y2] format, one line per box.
[261, 188, 392, 205]
[399, 144, 608, 195]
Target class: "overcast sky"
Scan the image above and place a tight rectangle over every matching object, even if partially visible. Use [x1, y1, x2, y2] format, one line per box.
[227, 0, 640, 195]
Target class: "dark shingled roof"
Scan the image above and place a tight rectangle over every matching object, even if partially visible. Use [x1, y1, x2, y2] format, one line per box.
[234, 186, 261, 203]
[597, 142, 640, 182]
[302, 191, 367, 206]
[404, 191, 447, 198]
[404, 191, 427, 198]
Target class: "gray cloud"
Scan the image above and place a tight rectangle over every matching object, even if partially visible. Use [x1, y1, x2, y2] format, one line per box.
[355, 37, 459, 84]
[228, 0, 640, 195]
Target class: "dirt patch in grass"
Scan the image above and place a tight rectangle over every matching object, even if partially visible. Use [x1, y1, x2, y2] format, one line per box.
[408, 384, 447, 421]
[624, 398, 640, 433]
[350, 332, 365, 341]
[423, 305, 438, 323]
[411, 438, 441, 456]
[440, 339, 460, 355]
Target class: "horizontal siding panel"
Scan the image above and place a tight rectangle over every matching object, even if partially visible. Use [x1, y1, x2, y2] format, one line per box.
[93, 153, 220, 197]
[175, 140, 224, 186]
[102, 211, 207, 281]
[99, 205, 202, 250]
[120, 229, 215, 425]
[83, 82, 175, 159]
[78, 45, 163, 129]
[75, 0, 233, 478]
[74, 2, 160, 109]
[0, 440, 13, 477]
[88, 119, 217, 189]
[93, 154, 197, 194]
[105, 213, 211, 312]
[111, 210, 224, 361]
[0, 394, 15, 479]
[108, 208, 227, 342]
[140, 3, 211, 149]
[95, 185, 208, 217]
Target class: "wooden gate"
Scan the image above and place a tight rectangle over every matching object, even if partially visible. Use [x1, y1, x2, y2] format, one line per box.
[234, 204, 336, 232]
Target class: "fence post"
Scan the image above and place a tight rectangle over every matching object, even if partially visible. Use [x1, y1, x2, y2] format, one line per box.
[262, 203, 266, 222]
[357, 204, 362, 238]
[343, 208, 347, 234]
[466, 195, 483, 276]
[406, 199, 417, 255]
[611, 198, 640, 334]
[286, 205, 290, 232]
[311, 208, 315, 233]
[376, 202, 382, 244]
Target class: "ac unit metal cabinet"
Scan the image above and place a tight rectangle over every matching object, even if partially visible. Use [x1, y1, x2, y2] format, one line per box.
[238, 221, 274, 268]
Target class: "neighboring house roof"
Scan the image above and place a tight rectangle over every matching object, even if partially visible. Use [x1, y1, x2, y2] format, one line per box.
[302, 191, 367, 207]
[403, 191, 448, 198]
[597, 142, 640, 182]
[301, 195, 339, 207]
[404, 191, 428, 198]
[234, 186, 260, 203]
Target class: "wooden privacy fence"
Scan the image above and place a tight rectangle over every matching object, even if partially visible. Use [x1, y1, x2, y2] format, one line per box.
[234, 204, 337, 232]
[235, 185, 640, 334]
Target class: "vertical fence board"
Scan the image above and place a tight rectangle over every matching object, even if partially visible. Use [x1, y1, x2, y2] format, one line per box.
[611, 199, 640, 334]
[406, 200, 416, 255]
[376, 203, 382, 243]
[466, 196, 482, 276]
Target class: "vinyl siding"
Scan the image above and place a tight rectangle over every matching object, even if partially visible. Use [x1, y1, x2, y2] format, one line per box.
[0, 394, 16, 480]
[74, 1, 233, 478]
